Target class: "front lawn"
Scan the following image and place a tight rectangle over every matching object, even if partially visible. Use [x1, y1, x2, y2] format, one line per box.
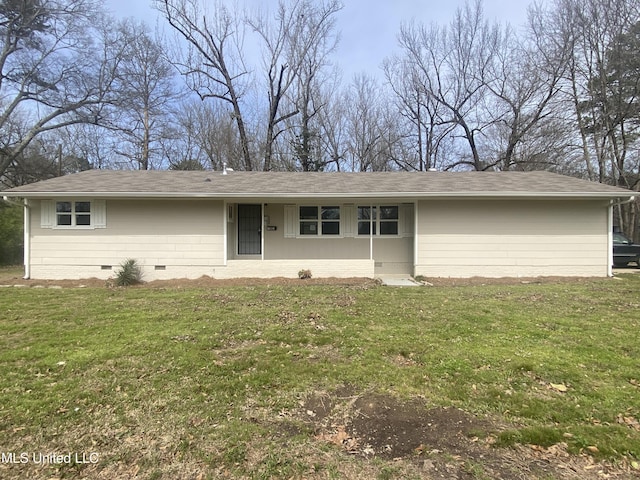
[0, 276, 639, 479]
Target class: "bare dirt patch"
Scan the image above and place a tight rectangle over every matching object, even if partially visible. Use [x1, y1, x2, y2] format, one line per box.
[298, 388, 636, 480]
[0, 272, 378, 288]
[0, 274, 621, 292]
[1, 264, 635, 289]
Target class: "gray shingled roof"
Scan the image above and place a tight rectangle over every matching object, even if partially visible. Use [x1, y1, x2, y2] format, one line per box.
[2, 169, 634, 199]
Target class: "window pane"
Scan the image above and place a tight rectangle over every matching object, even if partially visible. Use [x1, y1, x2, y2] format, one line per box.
[358, 221, 376, 235]
[76, 215, 91, 226]
[56, 202, 72, 213]
[322, 221, 340, 235]
[57, 214, 72, 226]
[357, 206, 371, 220]
[380, 221, 398, 235]
[300, 221, 318, 235]
[321, 206, 340, 220]
[75, 202, 91, 213]
[380, 206, 398, 220]
[299, 206, 318, 220]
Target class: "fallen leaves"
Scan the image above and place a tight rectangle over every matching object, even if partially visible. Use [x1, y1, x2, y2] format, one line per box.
[616, 414, 640, 431]
[548, 382, 568, 393]
[316, 425, 359, 453]
[528, 442, 571, 458]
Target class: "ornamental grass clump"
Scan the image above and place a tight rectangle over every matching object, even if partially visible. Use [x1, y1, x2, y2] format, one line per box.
[115, 259, 143, 286]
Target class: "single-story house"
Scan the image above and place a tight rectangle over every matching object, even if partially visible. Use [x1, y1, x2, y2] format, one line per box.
[2, 169, 635, 280]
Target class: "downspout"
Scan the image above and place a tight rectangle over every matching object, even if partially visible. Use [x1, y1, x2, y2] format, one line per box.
[607, 202, 613, 277]
[2, 196, 30, 279]
[413, 201, 418, 277]
[23, 199, 30, 279]
[608, 196, 636, 277]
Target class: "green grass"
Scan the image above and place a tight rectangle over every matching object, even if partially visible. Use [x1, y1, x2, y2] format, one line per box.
[0, 264, 23, 280]
[0, 276, 639, 478]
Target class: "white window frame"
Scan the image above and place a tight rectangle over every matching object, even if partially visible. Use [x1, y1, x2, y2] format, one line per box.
[55, 200, 92, 228]
[41, 199, 106, 229]
[357, 205, 400, 237]
[283, 203, 408, 239]
[298, 205, 342, 237]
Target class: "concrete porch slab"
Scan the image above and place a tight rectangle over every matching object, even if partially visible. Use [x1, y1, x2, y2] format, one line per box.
[377, 276, 422, 287]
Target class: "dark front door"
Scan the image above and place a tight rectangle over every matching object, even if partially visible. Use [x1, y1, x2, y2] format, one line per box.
[238, 204, 262, 255]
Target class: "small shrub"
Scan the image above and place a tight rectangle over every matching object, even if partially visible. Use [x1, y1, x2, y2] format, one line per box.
[298, 269, 312, 280]
[115, 259, 143, 286]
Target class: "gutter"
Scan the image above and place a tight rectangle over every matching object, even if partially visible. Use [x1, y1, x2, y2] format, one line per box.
[2, 195, 25, 207]
[610, 195, 637, 207]
[2, 196, 31, 279]
[2, 191, 634, 200]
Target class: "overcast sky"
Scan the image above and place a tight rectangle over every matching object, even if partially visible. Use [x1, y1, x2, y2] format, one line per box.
[103, 0, 532, 80]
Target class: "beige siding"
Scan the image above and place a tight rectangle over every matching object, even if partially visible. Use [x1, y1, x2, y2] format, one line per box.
[373, 237, 413, 275]
[415, 199, 609, 278]
[30, 199, 225, 280]
[29, 196, 610, 280]
[220, 259, 374, 278]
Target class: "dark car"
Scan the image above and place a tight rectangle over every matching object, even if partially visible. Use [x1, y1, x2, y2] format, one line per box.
[613, 232, 640, 267]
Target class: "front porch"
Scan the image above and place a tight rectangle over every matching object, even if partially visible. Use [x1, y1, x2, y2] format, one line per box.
[224, 201, 415, 277]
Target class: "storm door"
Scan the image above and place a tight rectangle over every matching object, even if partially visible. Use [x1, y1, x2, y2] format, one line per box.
[237, 204, 262, 255]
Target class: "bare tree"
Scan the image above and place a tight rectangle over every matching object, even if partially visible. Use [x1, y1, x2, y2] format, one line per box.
[155, 0, 253, 170]
[171, 99, 247, 171]
[550, 0, 639, 182]
[542, 0, 640, 236]
[395, 1, 500, 170]
[344, 75, 394, 172]
[482, 16, 571, 171]
[290, 43, 339, 172]
[383, 54, 453, 171]
[316, 80, 349, 171]
[248, 0, 341, 171]
[0, 0, 123, 181]
[112, 19, 179, 170]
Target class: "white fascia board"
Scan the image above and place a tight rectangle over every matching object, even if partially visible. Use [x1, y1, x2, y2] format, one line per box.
[3, 191, 634, 200]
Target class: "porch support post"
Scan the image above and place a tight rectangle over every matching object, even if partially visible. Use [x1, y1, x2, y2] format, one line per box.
[369, 205, 373, 261]
[223, 200, 228, 266]
[261, 203, 265, 261]
[413, 200, 418, 276]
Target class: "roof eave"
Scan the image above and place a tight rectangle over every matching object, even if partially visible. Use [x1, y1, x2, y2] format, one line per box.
[3, 191, 634, 200]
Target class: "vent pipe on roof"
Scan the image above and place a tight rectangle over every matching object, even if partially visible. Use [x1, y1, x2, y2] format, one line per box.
[222, 162, 227, 175]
